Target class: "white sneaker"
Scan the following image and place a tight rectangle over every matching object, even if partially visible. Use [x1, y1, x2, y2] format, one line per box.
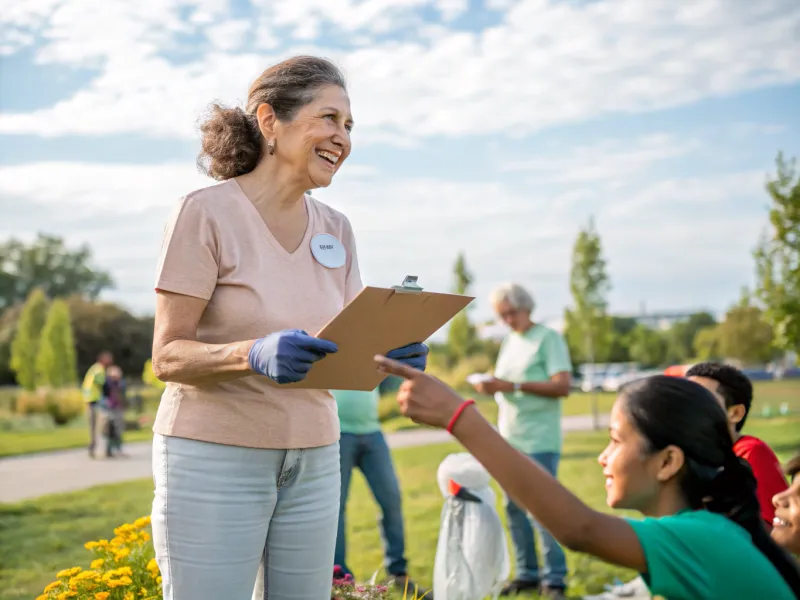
[583, 576, 651, 599]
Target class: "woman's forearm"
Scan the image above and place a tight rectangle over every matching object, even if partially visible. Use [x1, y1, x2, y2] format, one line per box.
[152, 339, 255, 386]
[519, 379, 569, 398]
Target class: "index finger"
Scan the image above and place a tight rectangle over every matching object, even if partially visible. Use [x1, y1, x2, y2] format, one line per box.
[295, 335, 338, 355]
[374, 355, 421, 380]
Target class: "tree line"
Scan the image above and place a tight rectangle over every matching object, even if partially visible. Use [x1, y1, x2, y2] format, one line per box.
[441, 152, 799, 370]
[0, 234, 154, 387]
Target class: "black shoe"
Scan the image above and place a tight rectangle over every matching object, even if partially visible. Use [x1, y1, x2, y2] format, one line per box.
[540, 586, 568, 600]
[500, 580, 540, 596]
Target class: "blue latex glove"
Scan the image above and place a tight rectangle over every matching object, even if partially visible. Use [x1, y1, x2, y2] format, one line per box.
[248, 329, 338, 384]
[385, 342, 429, 372]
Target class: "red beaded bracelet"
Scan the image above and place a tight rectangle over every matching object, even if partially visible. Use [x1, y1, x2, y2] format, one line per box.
[446, 399, 476, 434]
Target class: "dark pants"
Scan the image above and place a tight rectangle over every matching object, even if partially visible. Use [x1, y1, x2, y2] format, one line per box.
[505, 452, 568, 589]
[87, 401, 98, 453]
[335, 431, 407, 577]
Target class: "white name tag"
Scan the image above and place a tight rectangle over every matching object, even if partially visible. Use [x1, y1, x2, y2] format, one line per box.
[310, 233, 346, 269]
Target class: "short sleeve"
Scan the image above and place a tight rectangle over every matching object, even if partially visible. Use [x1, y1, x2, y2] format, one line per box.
[155, 196, 219, 301]
[543, 330, 572, 377]
[626, 516, 709, 598]
[341, 216, 363, 303]
[737, 441, 788, 525]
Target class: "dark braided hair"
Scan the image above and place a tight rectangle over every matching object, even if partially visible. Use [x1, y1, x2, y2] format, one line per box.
[622, 376, 800, 597]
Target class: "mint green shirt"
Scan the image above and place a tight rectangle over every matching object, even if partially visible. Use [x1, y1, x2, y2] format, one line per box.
[493, 324, 572, 454]
[333, 388, 381, 435]
[627, 510, 794, 599]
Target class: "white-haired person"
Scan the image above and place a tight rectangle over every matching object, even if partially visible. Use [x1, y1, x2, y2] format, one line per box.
[468, 283, 572, 599]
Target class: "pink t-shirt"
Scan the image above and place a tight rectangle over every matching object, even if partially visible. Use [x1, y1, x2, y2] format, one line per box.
[153, 178, 362, 449]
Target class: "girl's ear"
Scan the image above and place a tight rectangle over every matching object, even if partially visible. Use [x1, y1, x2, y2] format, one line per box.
[655, 445, 685, 482]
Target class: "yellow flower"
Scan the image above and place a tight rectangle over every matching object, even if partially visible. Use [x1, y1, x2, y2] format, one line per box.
[45, 580, 62, 592]
[36, 595, 48, 600]
[85, 541, 100, 550]
[116, 566, 133, 577]
[107, 579, 123, 588]
[156, 576, 163, 585]
[114, 547, 131, 561]
[57, 567, 81, 579]
[120, 575, 133, 585]
[124, 593, 135, 600]
[95, 593, 110, 600]
[138, 531, 151, 543]
[146, 558, 159, 573]
[140, 588, 148, 597]
[91, 558, 104, 569]
[133, 516, 151, 529]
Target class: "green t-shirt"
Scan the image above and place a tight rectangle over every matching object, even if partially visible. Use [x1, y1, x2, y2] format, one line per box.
[493, 324, 572, 454]
[627, 510, 794, 599]
[334, 388, 381, 435]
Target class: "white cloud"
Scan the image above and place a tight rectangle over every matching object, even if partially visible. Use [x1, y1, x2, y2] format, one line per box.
[0, 0, 798, 144]
[499, 134, 701, 184]
[0, 158, 773, 322]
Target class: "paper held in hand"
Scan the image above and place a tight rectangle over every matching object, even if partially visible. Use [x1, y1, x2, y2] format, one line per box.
[272, 276, 474, 391]
[466, 373, 494, 386]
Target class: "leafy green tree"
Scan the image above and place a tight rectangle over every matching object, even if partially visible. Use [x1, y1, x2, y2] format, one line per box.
[564, 217, 612, 365]
[607, 316, 637, 363]
[9, 289, 49, 390]
[0, 234, 113, 311]
[628, 325, 668, 367]
[564, 217, 611, 428]
[35, 299, 78, 388]
[447, 252, 477, 361]
[693, 326, 721, 361]
[753, 152, 800, 354]
[665, 312, 717, 364]
[716, 290, 776, 364]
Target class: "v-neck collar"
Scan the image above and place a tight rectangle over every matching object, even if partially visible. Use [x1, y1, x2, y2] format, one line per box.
[230, 178, 314, 262]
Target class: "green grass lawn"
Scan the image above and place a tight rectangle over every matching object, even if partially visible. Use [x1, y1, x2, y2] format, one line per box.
[1, 379, 798, 457]
[2, 416, 799, 600]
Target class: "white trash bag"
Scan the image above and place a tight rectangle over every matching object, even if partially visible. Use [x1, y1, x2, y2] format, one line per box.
[433, 453, 510, 600]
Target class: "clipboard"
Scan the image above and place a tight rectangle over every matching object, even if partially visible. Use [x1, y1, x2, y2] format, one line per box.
[274, 276, 474, 391]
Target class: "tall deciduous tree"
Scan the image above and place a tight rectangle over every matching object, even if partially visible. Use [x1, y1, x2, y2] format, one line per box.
[35, 299, 78, 388]
[665, 312, 717, 364]
[753, 152, 800, 354]
[564, 217, 611, 428]
[447, 252, 477, 360]
[0, 234, 113, 311]
[628, 325, 667, 367]
[716, 290, 776, 365]
[9, 288, 49, 390]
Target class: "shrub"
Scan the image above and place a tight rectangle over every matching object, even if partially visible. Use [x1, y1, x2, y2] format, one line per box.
[15, 389, 49, 416]
[44, 388, 85, 426]
[36, 516, 160, 600]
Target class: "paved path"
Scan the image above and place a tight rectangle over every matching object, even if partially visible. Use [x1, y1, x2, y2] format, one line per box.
[0, 413, 608, 503]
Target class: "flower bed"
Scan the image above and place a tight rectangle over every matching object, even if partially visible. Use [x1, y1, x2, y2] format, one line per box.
[36, 517, 428, 600]
[36, 516, 160, 600]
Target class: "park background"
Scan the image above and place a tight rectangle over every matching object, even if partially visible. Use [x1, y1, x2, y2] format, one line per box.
[2, 1, 800, 598]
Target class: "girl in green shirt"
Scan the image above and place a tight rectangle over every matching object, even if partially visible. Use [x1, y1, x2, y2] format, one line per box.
[374, 358, 800, 599]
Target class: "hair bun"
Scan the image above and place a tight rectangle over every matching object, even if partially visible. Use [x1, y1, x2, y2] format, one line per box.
[197, 103, 262, 180]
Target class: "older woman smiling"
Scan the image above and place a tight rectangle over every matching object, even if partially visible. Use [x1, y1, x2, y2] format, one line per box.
[149, 56, 428, 600]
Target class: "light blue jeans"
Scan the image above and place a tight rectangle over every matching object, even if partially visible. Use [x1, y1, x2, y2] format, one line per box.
[151, 434, 340, 600]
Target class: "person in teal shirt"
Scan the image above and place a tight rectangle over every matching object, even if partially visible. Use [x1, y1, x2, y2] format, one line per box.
[333, 387, 429, 596]
[469, 282, 572, 598]
[372, 358, 800, 599]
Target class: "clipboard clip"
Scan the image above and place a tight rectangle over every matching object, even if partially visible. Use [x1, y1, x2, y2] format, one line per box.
[391, 275, 423, 294]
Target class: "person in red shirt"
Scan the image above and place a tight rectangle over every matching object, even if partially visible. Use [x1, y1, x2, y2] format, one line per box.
[686, 362, 788, 528]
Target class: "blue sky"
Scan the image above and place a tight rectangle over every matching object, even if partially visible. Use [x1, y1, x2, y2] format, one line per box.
[1, 0, 799, 329]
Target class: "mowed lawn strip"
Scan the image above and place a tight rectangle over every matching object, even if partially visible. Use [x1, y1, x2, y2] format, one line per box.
[2, 416, 799, 600]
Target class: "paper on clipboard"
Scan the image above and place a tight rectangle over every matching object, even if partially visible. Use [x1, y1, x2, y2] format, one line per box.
[274, 280, 474, 391]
